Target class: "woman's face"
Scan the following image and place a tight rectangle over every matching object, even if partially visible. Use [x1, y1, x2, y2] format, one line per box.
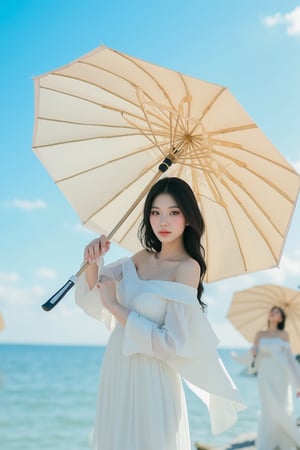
[149, 193, 186, 244]
[268, 307, 283, 325]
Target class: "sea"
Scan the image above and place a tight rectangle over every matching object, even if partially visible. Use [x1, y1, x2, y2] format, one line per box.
[1, 344, 300, 450]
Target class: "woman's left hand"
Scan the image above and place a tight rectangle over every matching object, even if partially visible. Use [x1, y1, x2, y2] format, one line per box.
[97, 275, 130, 326]
[97, 276, 117, 309]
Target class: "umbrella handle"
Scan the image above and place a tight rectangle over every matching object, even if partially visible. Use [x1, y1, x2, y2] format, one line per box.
[41, 261, 97, 312]
[41, 275, 77, 311]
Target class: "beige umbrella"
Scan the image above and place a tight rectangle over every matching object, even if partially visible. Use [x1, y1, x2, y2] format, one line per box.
[227, 284, 300, 353]
[32, 45, 300, 310]
[0, 312, 4, 332]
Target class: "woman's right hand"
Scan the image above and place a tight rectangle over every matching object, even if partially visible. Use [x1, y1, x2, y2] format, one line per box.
[84, 235, 111, 264]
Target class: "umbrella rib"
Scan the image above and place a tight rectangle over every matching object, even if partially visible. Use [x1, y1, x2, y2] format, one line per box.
[178, 73, 191, 134]
[81, 54, 198, 141]
[218, 176, 282, 260]
[82, 158, 162, 224]
[118, 207, 143, 244]
[33, 131, 164, 150]
[189, 86, 227, 136]
[36, 114, 169, 132]
[36, 117, 137, 128]
[219, 168, 291, 238]
[241, 166, 297, 204]
[121, 111, 166, 157]
[191, 156, 209, 267]
[39, 84, 170, 132]
[103, 50, 178, 111]
[55, 144, 162, 183]
[182, 137, 296, 239]
[211, 138, 299, 175]
[192, 159, 279, 267]
[210, 148, 298, 204]
[191, 151, 226, 206]
[188, 140, 214, 279]
[39, 84, 179, 151]
[208, 124, 257, 135]
[130, 89, 169, 154]
[50, 71, 152, 117]
[77, 58, 178, 115]
[35, 118, 173, 145]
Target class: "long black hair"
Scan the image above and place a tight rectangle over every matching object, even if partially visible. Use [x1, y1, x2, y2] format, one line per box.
[138, 177, 207, 310]
[268, 306, 286, 330]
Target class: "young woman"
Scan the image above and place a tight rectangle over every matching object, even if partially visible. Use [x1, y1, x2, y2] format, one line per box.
[75, 177, 245, 450]
[252, 306, 300, 450]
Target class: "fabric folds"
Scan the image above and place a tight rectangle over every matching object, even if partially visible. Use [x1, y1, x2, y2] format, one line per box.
[75, 257, 246, 435]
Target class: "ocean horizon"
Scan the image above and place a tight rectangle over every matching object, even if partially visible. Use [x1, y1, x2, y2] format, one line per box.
[1, 343, 300, 449]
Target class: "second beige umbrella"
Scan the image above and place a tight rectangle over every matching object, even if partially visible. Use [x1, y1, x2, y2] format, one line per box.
[227, 284, 300, 353]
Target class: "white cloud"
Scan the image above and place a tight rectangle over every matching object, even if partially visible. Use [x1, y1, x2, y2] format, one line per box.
[63, 221, 97, 235]
[211, 321, 250, 348]
[6, 198, 47, 211]
[0, 272, 19, 283]
[0, 271, 48, 306]
[212, 252, 300, 294]
[0, 283, 47, 306]
[251, 254, 300, 286]
[0, 289, 110, 345]
[263, 6, 300, 36]
[263, 12, 284, 27]
[73, 222, 96, 234]
[35, 267, 57, 279]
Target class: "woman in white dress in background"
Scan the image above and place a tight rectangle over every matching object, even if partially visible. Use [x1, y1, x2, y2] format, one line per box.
[252, 306, 300, 450]
[75, 177, 245, 450]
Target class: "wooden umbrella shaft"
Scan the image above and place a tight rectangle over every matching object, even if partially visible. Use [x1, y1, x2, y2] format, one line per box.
[75, 170, 163, 277]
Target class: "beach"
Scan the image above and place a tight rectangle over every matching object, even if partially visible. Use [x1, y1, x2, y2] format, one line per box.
[1, 343, 300, 449]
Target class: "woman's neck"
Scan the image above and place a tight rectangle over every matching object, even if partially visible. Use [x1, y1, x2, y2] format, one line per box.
[267, 324, 280, 332]
[157, 241, 187, 262]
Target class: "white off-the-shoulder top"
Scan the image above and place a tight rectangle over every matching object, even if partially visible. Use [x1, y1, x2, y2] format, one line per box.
[75, 257, 246, 434]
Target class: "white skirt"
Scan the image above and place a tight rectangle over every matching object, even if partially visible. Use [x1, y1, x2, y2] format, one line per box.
[92, 326, 191, 450]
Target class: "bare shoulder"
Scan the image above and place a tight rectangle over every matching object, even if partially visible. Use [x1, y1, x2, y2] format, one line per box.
[280, 330, 289, 341]
[131, 249, 151, 267]
[255, 330, 265, 337]
[132, 249, 150, 265]
[174, 258, 200, 288]
[254, 330, 265, 342]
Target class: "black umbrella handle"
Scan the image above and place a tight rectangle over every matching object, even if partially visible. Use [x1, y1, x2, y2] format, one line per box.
[41, 276, 77, 311]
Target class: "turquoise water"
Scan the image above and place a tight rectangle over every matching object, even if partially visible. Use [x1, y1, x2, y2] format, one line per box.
[1, 344, 299, 449]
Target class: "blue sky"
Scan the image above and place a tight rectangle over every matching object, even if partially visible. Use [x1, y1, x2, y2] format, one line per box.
[1, 0, 300, 346]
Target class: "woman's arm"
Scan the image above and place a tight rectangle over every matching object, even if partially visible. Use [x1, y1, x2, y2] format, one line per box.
[84, 235, 111, 289]
[98, 277, 130, 326]
[75, 235, 125, 329]
[252, 331, 262, 356]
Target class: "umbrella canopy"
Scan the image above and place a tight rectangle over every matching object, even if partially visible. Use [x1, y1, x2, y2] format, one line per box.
[32, 45, 300, 283]
[0, 312, 4, 332]
[227, 284, 300, 353]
